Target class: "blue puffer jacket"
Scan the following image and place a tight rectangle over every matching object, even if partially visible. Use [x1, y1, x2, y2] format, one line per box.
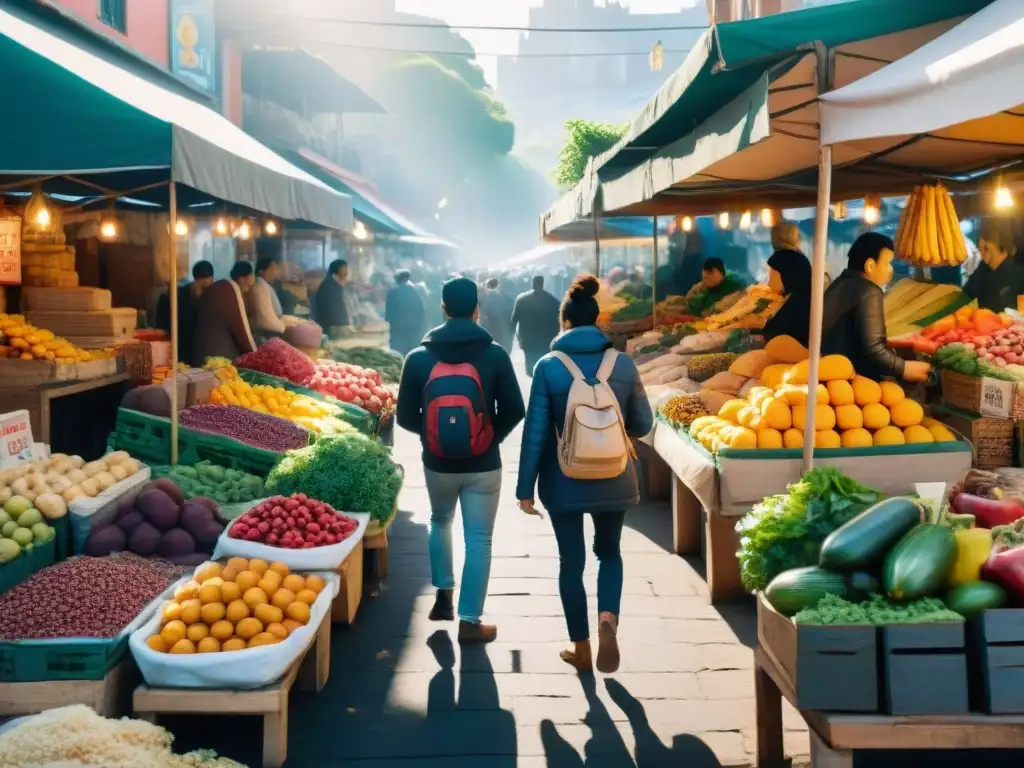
[515, 326, 654, 514]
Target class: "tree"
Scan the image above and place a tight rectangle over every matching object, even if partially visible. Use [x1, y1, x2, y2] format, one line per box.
[555, 119, 628, 188]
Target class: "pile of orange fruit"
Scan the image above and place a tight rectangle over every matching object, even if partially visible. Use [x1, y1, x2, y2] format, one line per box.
[145, 557, 325, 654]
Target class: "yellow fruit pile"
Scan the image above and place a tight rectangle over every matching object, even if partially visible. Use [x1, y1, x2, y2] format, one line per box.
[0, 314, 113, 362]
[688, 353, 956, 453]
[209, 378, 348, 434]
[146, 558, 324, 655]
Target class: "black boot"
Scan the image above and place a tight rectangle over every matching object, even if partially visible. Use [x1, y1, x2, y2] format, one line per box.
[429, 588, 454, 621]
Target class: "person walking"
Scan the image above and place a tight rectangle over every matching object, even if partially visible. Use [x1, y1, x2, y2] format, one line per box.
[396, 277, 525, 643]
[515, 274, 653, 673]
[479, 277, 515, 352]
[510, 275, 561, 377]
[385, 269, 428, 356]
[314, 259, 350, 335]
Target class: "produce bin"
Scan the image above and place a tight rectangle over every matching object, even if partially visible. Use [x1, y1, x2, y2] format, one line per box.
[881, 622, 969, 715]
[968, 609, 1024, 714]
[0, 537, 56, 596]
[235, 369, 378, 434]
[931, 403, 1013, 470]
[941, 369, 1024, 420]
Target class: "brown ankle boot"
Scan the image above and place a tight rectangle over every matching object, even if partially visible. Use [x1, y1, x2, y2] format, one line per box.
[458, 620, 497, 644]
[596, 613, 620, 674]
[429, 589, 454, 621]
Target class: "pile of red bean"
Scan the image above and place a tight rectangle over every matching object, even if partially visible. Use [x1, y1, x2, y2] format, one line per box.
[180, 404, 310, 452]
[0, 553, 186, 640]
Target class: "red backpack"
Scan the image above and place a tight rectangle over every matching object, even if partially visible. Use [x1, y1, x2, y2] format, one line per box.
[423, 361, 494, 458]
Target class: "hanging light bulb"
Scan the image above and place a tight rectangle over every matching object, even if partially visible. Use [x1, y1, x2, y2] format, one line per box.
[100, 220, 117, 240]
[760, 208, 775, 227]
[996, 185, 1014, 209]
[352, 220, 369, 241]
[215, 218, 228, 235]
[863, 193, 881, 225]
[718, 212, 731, 229]
[681, 216, 693, 233]
[35, 207, 50, 228]
[264, 220, 279, 236]
[174, 219, 189, 237]
[237, 221, 251, 240]
[739, 210, 752, 230]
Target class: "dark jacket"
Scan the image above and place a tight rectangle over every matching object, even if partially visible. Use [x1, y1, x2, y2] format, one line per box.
[762, 248, 812, 347]
[965, 261, 1024, 312]
[314, 277, 349, 333]
[515, 326, 654, 514]
[396, 318, 525, 474]
[821, 270, 905, 380]
[385, 283, 428, 356]
[155, 282, 201, 365]
[192, 279, 256, 365]
[511, 288, 561, 352]
[479, 289, 515, 351]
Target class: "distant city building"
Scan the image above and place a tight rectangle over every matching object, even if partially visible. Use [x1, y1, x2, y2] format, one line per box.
[708, 0, 852, 22]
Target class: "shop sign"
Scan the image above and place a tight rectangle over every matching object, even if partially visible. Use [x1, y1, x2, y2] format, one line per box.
[979, 377, 1014, 419]
[0, 411, 35, 468]
[0, 216, 20, 286]
[171, 0, 217, 93]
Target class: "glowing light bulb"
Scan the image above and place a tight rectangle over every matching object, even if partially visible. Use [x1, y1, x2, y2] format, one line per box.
[863, 205, 880, 224]
[100, 221, 117, 239]
[352, 220, 369, 241]
[215, 218, 228, 235]
[760, 209, 774, 227]
[264, 220, 279, 236]
[681, 216, 693, 233]
[237, 222, 251, 240]
[718, 212, 730, 229]
[996, 186, 1014, 209]
[739, 211, 752, 230]
[35, 208, 50, 227]
[174, 219, 189, 237]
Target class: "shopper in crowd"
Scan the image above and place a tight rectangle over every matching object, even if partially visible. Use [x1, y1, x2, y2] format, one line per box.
[965, 217, 1024, 311]
[515, 275, 653, 674]
[511, 275, 561, 377]
[822, 232, 931, 382]
[385, 269, 428, 356]
[762, 248, 813, 347]
[315, 259, 350, 335]
[396, 277, 525, 644]
[193, 260, 257, 364]
[155, 260, 214, 366]
[250, 257, 286, 343]
[301, 269, 325, 319]
[479, 277, 515, 352]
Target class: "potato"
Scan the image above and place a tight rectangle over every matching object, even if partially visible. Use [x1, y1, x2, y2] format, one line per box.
[121, 459, 141, 476]
[82, 461, 107, 478]
[80, 478, 100, 497]
[50, 458, 75, 475]
[0, 469, 15, 486]
[67, 469, 87, 485]
[0, 488, 11, 504]
[28, 473, 49, 490]
[46, 453, 69, 468]
[69, 455, 85, 469]
[45, 474, 72, 492]
[62, 485, 83, 503]
[105, 451, 131, 465]
[109, 464, 128, 482]
[94, 471, 116, 491]
[11, 477, 30, 497]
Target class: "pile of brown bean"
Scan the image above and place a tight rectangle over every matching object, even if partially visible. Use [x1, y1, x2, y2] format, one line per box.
[0, 553, 187, 640]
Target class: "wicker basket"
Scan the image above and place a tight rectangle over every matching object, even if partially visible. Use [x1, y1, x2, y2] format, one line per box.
[118, 341, 152, 385]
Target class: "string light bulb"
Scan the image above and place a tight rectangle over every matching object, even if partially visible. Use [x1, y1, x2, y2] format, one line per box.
[681, 216, 693, 233]
[237, 221, 251, 240]
[863, 194, 881, 225]
[173, 219, 189, 237]
[739, 210, 752, 230]
[264, 220, 279, 236]
[352, 220, 369, 241]
[718, 212, 731, 229]
[996, 185, 1014, 209]
[760, 209, 775, 227]
[215, 218, 228, 235]
[35, 207, 50, 227]
[100, 220, 117, 240]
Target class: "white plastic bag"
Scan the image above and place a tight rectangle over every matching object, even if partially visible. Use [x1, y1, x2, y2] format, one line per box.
[129, 572, 339, 689]
[212, 512, 369, 572]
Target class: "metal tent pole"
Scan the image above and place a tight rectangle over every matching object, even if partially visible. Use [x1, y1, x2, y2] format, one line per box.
[593, 214, 601, 277]
[651, 216, 659, 324]
[168, 182, 180, 465]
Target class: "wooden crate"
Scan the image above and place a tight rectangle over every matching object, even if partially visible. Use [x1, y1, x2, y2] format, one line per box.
[332, 539, 364, 624]
[26, 308, 137, 341]
[881, 623, 969, 715]
[757, 593, 879, 712]
[22, 287, 112, 312]
[133, 612, 330, 768]
[942, 369, 1024, 420]
[969, 609, 1024, 714]
[0, 657, 138, 717]
[932, 405, 1013, 469]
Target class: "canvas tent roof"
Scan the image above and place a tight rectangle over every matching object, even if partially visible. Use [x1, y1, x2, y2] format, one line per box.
[0, 3, 351, 231]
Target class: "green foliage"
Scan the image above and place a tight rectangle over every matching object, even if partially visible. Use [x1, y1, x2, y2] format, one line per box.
[736, 468, 881, 592]
[555, 119, 627, 188]
[793, 594, 963, 626]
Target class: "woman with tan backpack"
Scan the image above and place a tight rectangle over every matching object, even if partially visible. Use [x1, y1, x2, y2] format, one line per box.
[516, 274, 654, 673]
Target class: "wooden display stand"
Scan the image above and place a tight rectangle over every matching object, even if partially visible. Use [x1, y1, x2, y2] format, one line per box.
[332, 538, 364, 624]
[133, 613, 331, 768]
[0, 372, 130, 444]
[365, 528, 389, 580]
[0, 658, 138, 717]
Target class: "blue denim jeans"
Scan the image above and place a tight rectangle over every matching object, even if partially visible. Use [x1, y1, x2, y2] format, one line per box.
[425, 468, 502, 623]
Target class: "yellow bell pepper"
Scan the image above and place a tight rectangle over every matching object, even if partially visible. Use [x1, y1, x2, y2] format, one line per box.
[948, 527, 993, 586]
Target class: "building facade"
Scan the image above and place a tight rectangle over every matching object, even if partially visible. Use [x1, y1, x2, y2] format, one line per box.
[40, 0, 170, 66]
[708, 0, 851, 22]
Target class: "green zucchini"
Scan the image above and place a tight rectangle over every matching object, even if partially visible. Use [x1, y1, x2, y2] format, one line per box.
[819, 497, 924, 571]
[847, 571, 880, 598]
[944, 581, 1007, 618]
[883, 523, 957, 602]
[765, 566, 849, 616]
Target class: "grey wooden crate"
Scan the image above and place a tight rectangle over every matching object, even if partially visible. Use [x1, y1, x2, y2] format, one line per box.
[969, 609, 1024, 714]
[881, 623, 969, 715]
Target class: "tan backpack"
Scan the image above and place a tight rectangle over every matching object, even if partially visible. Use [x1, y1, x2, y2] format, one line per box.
[550, 349, 636, 480]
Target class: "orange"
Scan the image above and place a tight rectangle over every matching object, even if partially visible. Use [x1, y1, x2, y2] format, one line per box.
[271, 589, 296, 611]
[197, 637, 221, 653]
[269, 562, 290, 578]
[186, 623, 210, 643]
[220, 582, 242, 603]
[226, 599, 250, 623]
[282, 574, 306, 594]
[304, 575, 327, 594]
[285, 602, 310, 624]
[146, 635, 168, 652]
[266, 622, 289, 640]
[160, 620, 187, 646]
[248, 558, 269, 576]
[236, 617, 263, 640]
[243, 587, 268, 609]
[174, 580, 200, 602]
[220, 566, 239, 584]
[235, 571, 260, 592]
[169, 638, 196, 654]
[198, 584, 222, 605]
[201, 602, 226, 625]
[295, 589, 317, 606]
[227, 557, 249, 572]
[179, 599, 202, 625]
[222, 637, 247, 652]
[282, 619, 303, 634]
[248, 632, 279, 648]
[257, 576, 279, 598]
[210, 620, 234, 641]
[255, 604, 283, 626]
[161, 601, 181, 624]
[194, 562, 222, 583]
[203, 577, 225, 589]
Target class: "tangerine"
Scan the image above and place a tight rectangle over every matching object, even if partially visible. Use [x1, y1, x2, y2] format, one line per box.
[236, 617, 263, 640]
[266, 622, 289, 639]
[160, 620, 187, 646]
[220, 582, 242, 603]
[169, 638, 196, 654]
[285, 602, 310, 624]
[222, 637, 247, 652]
[235, 571, 260, 592]
[146, 635, 168, 652]
[248, 632, 279, 648]
[282, 574, 306, 593]
[210, 620, 234, 641]
[304, 575, 327, 594]
[255, 604, 283, 625]
[198, 584, 222, 605]
[201, 602, 226, 625]
[282, 619, 303, 633]
[248, 558, 269, 575]
[295, 589, 317, 606]
[186, 623, 210, 643]
[226, 599, 250, 623]
[243, 587, 268, 608]
[180, 599, 203, 625]
[161, 601, 181, 624]
[257, 576, 279, 598]
[194, 562, 222, 583]
[174, 580, 200, 602]
[269, 562, 290, 578]
[226, 557, 249, 572]
[271, 588, 296, 611]
[197, 637, 221, 653]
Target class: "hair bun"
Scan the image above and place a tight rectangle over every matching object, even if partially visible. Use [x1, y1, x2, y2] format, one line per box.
[569, 274, 600, 301]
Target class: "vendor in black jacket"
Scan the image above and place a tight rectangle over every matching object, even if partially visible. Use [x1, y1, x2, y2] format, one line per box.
[821, 232, 931, 383]
[964, 217, 1024, 312]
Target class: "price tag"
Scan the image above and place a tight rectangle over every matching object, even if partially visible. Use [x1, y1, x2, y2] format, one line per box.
[979, 377, 1013, 418]
[0, 410, 35, 468]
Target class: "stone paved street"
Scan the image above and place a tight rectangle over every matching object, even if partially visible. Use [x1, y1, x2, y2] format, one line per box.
[173, 358, 811, 767]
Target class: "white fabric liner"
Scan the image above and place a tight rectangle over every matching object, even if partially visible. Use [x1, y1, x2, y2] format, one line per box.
[213, 511, 369, 572]
[820, 0, 1024, 146]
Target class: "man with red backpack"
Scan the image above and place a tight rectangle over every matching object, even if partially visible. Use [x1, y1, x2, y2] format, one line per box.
[396, 277, 525, 643]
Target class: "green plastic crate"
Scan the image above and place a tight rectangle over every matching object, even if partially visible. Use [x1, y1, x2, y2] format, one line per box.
[0, 537, 56, 596]
[182, 432, 283, 477]
[0, 635, 128, 682]
[108, 408, 172, 465]
[236, 368, 377, 434]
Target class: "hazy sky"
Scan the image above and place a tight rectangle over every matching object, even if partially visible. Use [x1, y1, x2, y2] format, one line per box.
[395, 0, 704, 83]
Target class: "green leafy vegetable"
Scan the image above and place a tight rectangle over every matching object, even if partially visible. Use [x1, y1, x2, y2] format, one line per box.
[266, 432, 403, 522]
[992, 517, 1024, 549]
[736, 468, 881, 592]
[794, 594, 963, 625]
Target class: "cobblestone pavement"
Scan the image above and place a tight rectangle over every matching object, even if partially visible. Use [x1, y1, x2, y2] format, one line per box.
[173, 356, 811, 767]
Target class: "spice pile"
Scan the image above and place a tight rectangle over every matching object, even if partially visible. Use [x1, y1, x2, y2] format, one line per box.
[659, 394, 709, 426]
[180, 404, 311, 452]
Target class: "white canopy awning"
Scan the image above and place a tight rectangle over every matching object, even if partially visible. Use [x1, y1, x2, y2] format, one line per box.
[820, 0, 1024, 147]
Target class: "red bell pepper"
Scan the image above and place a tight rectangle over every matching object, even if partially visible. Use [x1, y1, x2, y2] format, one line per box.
[951, 493, 1024, 529]
[913, 337, 940, 355]
[982, 547, 1024, 603]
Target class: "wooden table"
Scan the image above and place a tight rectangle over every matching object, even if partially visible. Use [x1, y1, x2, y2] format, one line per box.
[133, 612, 331, 768]
[755, 646, 1024, 767]
[0, 658, 138, 718]
[0, 372, 130, 445]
